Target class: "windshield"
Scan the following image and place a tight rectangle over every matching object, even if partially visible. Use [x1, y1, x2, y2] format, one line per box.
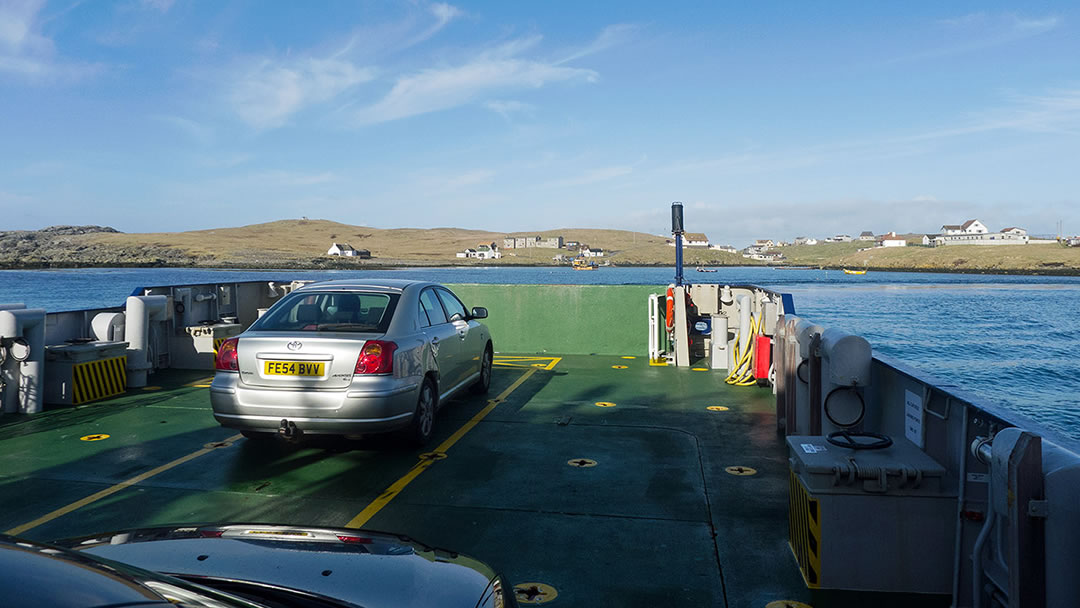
[251, 291, 399, 333]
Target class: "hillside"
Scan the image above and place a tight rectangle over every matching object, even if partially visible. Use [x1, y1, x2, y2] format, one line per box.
[1, 220, 750, 269]
[3, 220, 1077, 273]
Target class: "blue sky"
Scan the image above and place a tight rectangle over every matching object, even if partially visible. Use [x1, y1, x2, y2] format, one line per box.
[1, 1, 1078, 246]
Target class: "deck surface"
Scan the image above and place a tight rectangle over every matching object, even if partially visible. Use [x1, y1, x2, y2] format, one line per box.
[0, 355, 943, 607]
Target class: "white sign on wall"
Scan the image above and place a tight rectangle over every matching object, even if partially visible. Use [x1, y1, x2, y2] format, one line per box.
[904, 389, 924, 448]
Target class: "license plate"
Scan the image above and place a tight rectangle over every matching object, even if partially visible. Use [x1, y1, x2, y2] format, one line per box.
[264, 361, 325, 376]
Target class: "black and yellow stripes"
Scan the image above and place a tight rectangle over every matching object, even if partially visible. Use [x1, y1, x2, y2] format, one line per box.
[788, 469, 822, 588]
[72, 356, 127, 405]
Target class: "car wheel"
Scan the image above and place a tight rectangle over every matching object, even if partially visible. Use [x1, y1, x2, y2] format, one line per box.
[410, 378, 437, 445]
[471, 345, 492, 394]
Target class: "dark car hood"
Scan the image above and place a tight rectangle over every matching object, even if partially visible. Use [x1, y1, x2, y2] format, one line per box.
[53, 524, 502, 608]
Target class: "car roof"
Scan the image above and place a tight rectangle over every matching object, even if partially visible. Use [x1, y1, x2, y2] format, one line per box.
[295, 279, 434, 292]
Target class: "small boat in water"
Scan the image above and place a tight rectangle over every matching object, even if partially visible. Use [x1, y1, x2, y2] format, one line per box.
[843, 269, 867, 275]
[695, 266, 718, 273]
[572, 258, 598, 270]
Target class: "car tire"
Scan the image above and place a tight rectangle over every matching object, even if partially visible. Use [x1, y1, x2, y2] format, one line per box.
[471, 345, 493, 394]
[409, 378, 437, 446]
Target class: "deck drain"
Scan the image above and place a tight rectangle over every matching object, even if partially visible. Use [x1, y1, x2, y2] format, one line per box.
[725, 466, 757, 476]
[514, 582, 558, 604]
[707, 406, 730, 412]
[80, 434, 110, 442]
[764, 602, 813, 608]
[204, 440, 235, 449]
[567, 458, 597, 468]
[419, 452, 448, 461]
[594, 401, 616, 408]
[611, 365, 628, 369]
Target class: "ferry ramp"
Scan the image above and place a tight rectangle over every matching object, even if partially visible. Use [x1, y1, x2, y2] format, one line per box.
[0, 354, 944, 607]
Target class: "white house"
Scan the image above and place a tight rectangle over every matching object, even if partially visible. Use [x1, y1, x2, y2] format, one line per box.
[327, 243, 365, 257]
[793, 237, 818, 246]
[940, 219, 988, 235]
[754, 239, 775, 249]
[1000, 227, 1027, 237]
[669, 233, 710, 247]
[456, 249, 476, 258]
[474, 243, 502, 260]
[710, 244, 738, 253]
[581, 247, 604, 257]
[858, 231, 875, 241]
[825, 234, 853, 243]
[877, 232, 906, 247]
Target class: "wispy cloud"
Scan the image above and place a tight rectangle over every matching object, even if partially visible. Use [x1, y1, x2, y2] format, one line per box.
[227, 55, 375, 129]
[556, 23, 638, 65]
[352, 36, 597, 125]
[894, 12, 1062, 63]
[485, 99, 535, 119]
[153, 114, 215, 144]
[0, 0, 101, 81]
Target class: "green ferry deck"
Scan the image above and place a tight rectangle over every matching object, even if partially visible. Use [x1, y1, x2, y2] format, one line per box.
[3, 281, 1076, 607]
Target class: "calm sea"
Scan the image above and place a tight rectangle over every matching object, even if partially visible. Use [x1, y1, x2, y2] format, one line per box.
[2, 266, 1078, 441]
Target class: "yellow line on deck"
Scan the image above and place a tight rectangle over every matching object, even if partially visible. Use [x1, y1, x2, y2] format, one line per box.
[5, 434, 242, 536]
[346, 368, 538, 529]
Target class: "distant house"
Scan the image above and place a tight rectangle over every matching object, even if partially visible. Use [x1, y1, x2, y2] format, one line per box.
[684, 233, 710, 247]
[504, 235, 564, 249]
[474, 242, 502, 260]
[754, 239, 775, 249]
[941, 219, 988, 235]
[581, 247, 604, 258]
[1000, 227, 1027, 236]
[877, 232, 906, 247]
[710, 244, 738, 253]
[456, 248, 476, 259]
[825, 234, 853, 243]
[858, 231, 875, 241]
[327, 243, 369, 258]
[921, 235, 937, 246]
[793, 236, 818, 246]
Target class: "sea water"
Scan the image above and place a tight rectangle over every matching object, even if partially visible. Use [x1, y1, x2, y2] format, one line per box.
[2, 266, 1078, 441]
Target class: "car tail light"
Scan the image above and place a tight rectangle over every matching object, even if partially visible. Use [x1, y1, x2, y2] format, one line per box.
[199, 529, 225, 538]
[355, 340, 396, 375]
[215, 337, 239, 371]
[336, 535, 373, 544]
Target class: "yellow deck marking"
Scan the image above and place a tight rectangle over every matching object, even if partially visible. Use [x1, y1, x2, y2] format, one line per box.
[5, 434, 242, 536]
[649, 360, 668, 366]
[611, 365, 627, 369]
[725, 465, 757, 476]
[186, 377, 214, 387]
[707, 405, 730, 412]
[692, 367, 708, 371]
[765, 602, 813, 608]
[80, 434, 110, 442]
[621, 356, 636, 359]
[567, 458, 597, 468]
[514, 582, 559, 604]
[594, 401, 616, 408]
[346, 368, 538, 529]
[142, 386, 162, 391]
[493, 355, 561, 371]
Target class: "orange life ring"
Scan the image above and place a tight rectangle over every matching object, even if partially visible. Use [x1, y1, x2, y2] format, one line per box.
[665, 287, 675, 329]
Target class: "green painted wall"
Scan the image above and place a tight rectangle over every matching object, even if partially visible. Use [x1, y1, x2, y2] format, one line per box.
[447, 284, 664, 356]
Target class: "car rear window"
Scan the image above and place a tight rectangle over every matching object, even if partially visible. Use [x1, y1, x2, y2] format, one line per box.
[251, 291, 398, 333]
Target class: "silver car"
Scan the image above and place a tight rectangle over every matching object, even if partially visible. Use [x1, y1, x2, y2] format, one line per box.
[210, 280, 492, 444]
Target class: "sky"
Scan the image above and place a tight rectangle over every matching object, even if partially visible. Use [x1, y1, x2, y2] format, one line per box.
[1, 1, 1078, 247]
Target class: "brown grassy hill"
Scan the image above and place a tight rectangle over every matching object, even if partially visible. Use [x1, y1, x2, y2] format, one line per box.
[78, 220, 752, 267]
[780, 242, 1080, 273]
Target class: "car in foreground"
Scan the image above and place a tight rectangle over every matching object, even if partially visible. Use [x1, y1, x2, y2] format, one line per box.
[211, 280, 492, 444]
[8, 523, 513, 607]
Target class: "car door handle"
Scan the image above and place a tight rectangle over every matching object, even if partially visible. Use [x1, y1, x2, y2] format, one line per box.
[431, 336, 440, 345]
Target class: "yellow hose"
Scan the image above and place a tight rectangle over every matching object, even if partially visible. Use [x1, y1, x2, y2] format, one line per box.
[725, 315, 760, 385]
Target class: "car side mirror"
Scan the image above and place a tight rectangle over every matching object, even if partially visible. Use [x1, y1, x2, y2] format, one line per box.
[469, 306, 488, 320]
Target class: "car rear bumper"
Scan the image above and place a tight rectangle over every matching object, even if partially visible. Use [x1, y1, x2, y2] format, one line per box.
[210, 372, 420, 435]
